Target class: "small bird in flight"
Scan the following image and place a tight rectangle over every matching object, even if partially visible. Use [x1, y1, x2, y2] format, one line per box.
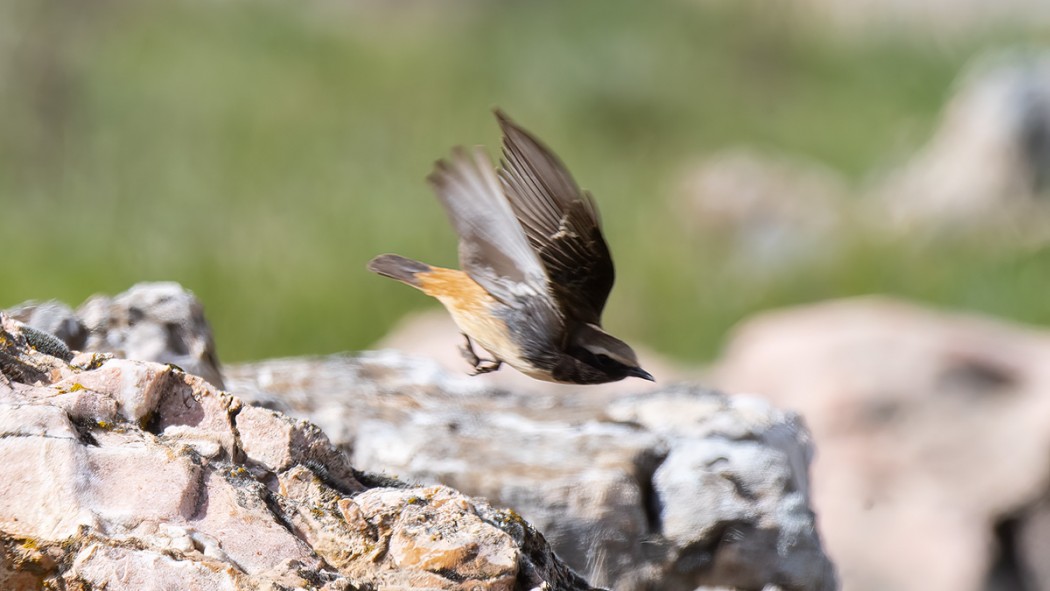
[368, 110, 653, 385]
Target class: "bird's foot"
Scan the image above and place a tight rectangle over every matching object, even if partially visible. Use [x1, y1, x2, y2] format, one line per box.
[458, 334, 481, 365]
[459, 334, 503, 376]
[469, 358, 503, 375]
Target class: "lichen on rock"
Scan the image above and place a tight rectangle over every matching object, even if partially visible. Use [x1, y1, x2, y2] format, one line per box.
[0, 312, 596, 591]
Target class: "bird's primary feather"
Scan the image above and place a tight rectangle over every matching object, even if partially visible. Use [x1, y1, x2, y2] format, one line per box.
[495, 109, 616, 326]
[426, 146, 551, 307]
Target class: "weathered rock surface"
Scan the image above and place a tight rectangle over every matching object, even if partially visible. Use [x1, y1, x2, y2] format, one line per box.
[714, 296, 1050, 591]
[226, 352, 837, 590]
[0, 313, 594, 591]
[7, 282, 226, 389]
[78, 281, 226, 389]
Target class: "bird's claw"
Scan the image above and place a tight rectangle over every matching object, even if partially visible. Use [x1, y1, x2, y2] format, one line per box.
[459, 334, 502, 376]
[468, 359, 503, 375]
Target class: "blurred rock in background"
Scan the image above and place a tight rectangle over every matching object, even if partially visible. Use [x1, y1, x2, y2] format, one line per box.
[874, 50, 1050, 230]
[714, 296, 1050, 591]
[675, 148, 850, 269]
[671, 48, 1050, 253]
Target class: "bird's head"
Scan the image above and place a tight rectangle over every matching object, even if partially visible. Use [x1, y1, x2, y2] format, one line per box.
[570, 323, 654, 383]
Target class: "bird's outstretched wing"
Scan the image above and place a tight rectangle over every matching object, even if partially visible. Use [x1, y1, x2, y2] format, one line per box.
[426, 146, 553, 308]
[495, 110, 615, 325]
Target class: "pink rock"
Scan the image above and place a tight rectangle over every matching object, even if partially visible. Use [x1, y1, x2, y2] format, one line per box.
[65, 544, 241, 591]
[715, 296, 1050, 591]
[52, 358, 171, 425]
[0, 310, 597, 591]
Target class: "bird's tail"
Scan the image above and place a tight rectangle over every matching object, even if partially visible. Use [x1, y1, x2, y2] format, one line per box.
[367, 254, 432, 288]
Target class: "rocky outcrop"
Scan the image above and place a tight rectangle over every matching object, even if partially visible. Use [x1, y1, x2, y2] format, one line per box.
[0, 283, 837, 590]
[714, 296, 1050, 591]
[0, 313, 594, 590]
[226, 353, 837, 590]
[8, 282, 225, 389]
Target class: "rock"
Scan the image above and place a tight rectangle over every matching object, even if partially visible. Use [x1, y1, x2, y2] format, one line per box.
[713, 296, 1050, 591]
[609, 388, 834, 590]
[76, 282, 226, 388]
[226, 350, 837, 590]
[4, 282, 225, 389]
[875, 50, 1050, 229]
[4, 300, 86, 351]
[0, 312, 595, 591]
[1017, 493, 1050, 590]
[63, 544, 249, 591]
[674, 148, 850, 270]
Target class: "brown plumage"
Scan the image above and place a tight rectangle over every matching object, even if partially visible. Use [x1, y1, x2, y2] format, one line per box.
[367, 110, 652, 385]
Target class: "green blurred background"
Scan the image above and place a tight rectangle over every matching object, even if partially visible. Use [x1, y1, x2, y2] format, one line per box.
[2, 0, 1047, 363]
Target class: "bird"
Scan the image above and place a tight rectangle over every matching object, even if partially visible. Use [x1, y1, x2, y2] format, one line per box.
[367, 110, 653, 385]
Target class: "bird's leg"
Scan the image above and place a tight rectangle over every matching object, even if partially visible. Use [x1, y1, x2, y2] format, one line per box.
[471, 358, 503, 375]
[458, 333, 481, 366]
[458, 334, 502, 375]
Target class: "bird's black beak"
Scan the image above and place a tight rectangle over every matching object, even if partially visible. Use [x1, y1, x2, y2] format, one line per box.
[628, 367, 655, 382]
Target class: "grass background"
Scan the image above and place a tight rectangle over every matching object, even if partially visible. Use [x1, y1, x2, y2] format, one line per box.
[2, 0, 1047, 363]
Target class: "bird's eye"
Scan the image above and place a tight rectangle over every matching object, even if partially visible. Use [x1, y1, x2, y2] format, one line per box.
[595, 353, 613, 365]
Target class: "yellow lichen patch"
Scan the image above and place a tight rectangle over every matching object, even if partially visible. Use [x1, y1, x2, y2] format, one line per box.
[496, 508, 527, 528]
[19, 538, 39, 551]
[54, 382, 87, 395]
[75, 353, 108, 371]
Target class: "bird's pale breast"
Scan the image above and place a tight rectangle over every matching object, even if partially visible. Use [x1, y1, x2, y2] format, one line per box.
[416, 267, 535, 372]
